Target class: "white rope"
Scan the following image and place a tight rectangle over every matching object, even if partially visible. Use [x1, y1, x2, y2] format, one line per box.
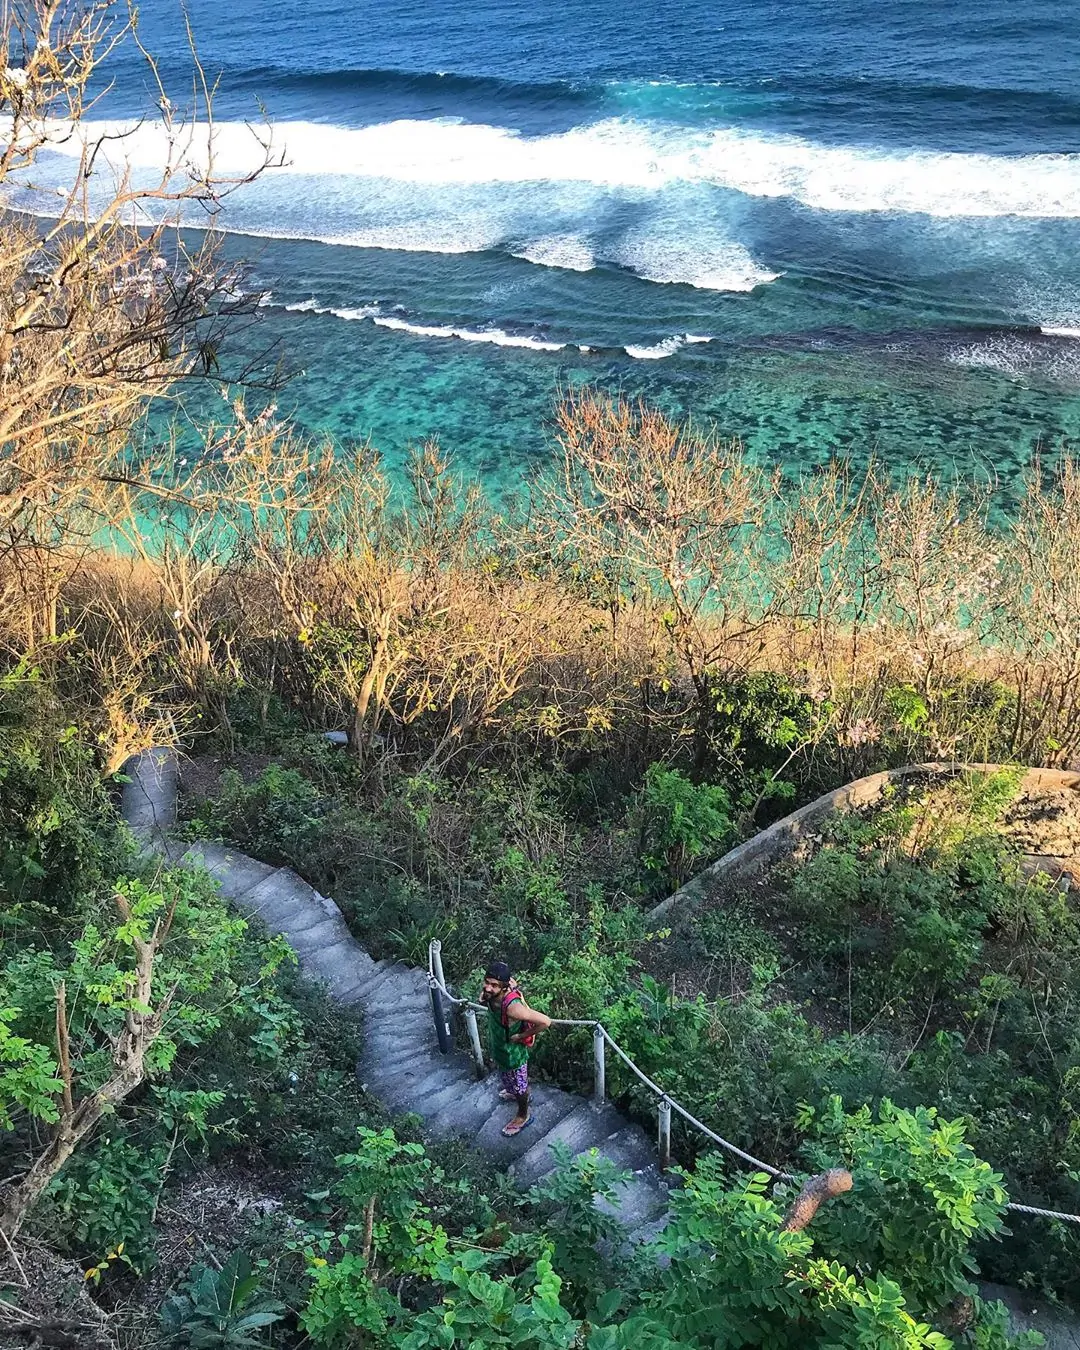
[427, 943, 1080, 1220]
[597, 1025, 795, 1179]
[1005, 1202, 1080, 1225]
[428, 945, 792, 1179]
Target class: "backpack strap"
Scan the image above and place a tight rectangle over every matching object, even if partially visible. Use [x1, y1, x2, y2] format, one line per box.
[500, 987, 523, 1031]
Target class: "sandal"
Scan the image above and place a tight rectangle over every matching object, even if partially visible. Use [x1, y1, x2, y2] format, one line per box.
[501, 1115, 533, 1137]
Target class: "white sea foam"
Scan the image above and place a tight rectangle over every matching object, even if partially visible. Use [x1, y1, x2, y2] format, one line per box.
[282, 298, 382, 320]
[370, 314, 566, 350]
[280, 292, 714, 359]
[330, 220, 506, 254]
[624, 332, 715, 359]
[230, 218, 507, 255]
[12, 112, 1080, 218]
[1042, 326, 1080, 339]
[947, 333, 1080, 386]
[624, 336, 686, 359]
[948, 335, 1038, 377]
[513, 234, 596, 271]
[615, 229, 778, 291]
[278, 297, 567, 350]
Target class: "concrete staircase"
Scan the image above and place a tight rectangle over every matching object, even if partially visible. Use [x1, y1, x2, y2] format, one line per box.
[121, 747, 1080, 1346]
[120, 749, 669, 1235]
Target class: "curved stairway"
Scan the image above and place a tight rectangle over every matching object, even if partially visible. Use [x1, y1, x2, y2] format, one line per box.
[120, 748, 1080, 1346]
[120, 749, 669, 1235]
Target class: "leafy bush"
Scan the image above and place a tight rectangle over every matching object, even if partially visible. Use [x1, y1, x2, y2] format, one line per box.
[0, 662, 121, 922]
[803, 1098, 1009, 1314]
[162, 1251, 286, 1349]
[639, 764, 732, 891]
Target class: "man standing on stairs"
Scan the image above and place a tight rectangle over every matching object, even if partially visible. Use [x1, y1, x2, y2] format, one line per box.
[481, 961, 552, 1137]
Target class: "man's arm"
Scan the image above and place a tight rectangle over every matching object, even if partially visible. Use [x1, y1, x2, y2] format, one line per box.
[506, 997, 552, 1039]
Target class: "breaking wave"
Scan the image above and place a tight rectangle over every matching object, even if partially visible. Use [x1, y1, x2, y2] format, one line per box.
[15, 112, 1080, 218]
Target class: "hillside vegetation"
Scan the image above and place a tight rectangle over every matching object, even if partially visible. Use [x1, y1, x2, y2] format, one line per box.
[3, 3, 1080, 1347]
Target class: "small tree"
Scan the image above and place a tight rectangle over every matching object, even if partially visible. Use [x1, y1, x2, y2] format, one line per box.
[0, 866, 275, 1237]
[540, 392, 774, 771]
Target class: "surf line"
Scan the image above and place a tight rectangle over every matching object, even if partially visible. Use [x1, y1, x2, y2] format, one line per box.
[280, 298, 716, 360]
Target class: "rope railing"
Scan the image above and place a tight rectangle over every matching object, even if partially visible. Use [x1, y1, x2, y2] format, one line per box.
[426, 940, 1080, 1224]
[427, 939, 794, 1180]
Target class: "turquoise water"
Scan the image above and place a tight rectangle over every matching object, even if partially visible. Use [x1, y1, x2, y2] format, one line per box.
[12, 0, 1080, 496]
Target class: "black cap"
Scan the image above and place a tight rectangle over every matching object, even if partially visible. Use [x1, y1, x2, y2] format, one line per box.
[485, 960, 512, 984]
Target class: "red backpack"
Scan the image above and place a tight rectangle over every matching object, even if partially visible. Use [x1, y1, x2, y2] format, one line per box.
[500, 982, 535, 1048]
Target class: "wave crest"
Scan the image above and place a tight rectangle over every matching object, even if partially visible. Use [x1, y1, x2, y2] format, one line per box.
[24, 112, 1080, 218]
[513, 234, 595, 272]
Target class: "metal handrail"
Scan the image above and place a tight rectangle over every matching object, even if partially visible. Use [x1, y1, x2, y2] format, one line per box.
[427, 939, 794, 1180]
[427, 940, 1080, 1224]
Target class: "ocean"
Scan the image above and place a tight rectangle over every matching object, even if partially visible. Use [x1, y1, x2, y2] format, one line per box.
[14, 0, 1080, 501]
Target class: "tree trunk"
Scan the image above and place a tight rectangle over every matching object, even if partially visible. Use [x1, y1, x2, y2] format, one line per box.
[780, 1168, 853, 1232]
[0, 900, 174, 1239]
[0, 1070, 142, 1237]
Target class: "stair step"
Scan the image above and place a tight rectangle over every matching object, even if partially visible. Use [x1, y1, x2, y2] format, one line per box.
[473, 1083, 581, 1161]
[285, 914, 353, 954]
[353, 961, 405, 1000]
[383, 1060, 474, 1112]
[296, 928, 361, 969]
[422, 1069, 486, 1117]
[182, 844, 278, 900]
[593, 1126, 669, 1228]
[364, 1050, 462, 1108]
[363, 1020, 436, 1061]
[363, 968, 431, 1013]
[121, 749, 178, 832]
[300, 952, 376, 1003]
[362, 1004, 436, 1037]
[235, 871, 319, 931]
[302, 935, 375, 975]
[425, 1075, 509, 1139]
[627, 1214, 670, 1250]
[511, 1101, 625, 1188]
[361, 1034, 451, 1080]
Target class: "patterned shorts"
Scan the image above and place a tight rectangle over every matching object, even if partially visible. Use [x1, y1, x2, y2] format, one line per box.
[499, 1064, 529, 1099]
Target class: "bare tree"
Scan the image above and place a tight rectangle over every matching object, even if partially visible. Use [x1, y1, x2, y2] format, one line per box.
[539, 391, 774, 770]
[1, 0, 280, 651]
[1000, 455, 1080, 763]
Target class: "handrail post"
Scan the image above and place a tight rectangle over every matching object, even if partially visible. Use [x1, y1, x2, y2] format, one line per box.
[429, 976, 452, 1055]
[464, 1005, 485, 1078]
[430, 939, 447, 992]
[658, 1096, 672, 1171]
[592, 1024, 606, 1104]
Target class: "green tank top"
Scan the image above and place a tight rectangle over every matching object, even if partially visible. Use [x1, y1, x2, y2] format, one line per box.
[488, 995, 529, 1069]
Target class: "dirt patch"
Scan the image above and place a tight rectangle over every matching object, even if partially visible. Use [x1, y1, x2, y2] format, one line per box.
[137, 1167, 289, 1308]
[1003, 786, 1080, 858]
[0, 1240, 113, 1350]
[177, 753, 275, 806]
[116, 1166, 292, 1349]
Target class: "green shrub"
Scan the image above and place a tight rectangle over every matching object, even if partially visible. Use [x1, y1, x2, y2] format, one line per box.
[161, 1251, 286, 1349]
[639, 764, 732, 891]
[803, 1098, 1009, 1314]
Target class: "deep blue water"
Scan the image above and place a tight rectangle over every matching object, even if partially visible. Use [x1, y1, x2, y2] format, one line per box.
[12, 0, 1080, 497]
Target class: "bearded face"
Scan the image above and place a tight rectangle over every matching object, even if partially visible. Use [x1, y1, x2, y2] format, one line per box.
[481, 976, 507, 1005]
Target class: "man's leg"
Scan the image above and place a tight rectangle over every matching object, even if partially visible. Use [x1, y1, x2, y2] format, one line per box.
[512, 1062, 529, 1125]
[501, 1063, 530, 1133]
